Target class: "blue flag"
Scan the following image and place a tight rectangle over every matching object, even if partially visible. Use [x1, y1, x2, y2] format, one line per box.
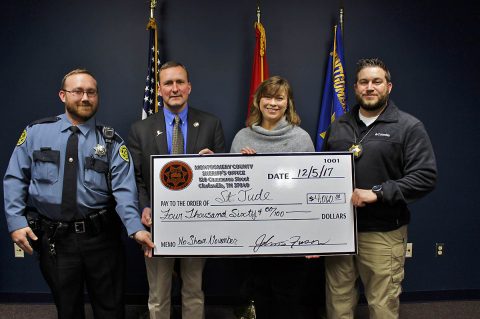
[315, 25, 348, 151]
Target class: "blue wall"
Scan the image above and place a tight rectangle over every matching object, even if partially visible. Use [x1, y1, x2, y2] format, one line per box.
[1, 0, 479, 299]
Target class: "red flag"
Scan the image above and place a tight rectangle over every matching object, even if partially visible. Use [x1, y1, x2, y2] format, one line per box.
[247, 21, 269, 119]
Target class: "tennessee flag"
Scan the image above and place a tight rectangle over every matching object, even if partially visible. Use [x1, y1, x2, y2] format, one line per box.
[315, 25, 348, 151]
[247, 21, 269, 119]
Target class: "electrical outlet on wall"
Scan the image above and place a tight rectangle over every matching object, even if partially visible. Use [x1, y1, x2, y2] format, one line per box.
[436, 243, 445, 257]
[405, 242, 413, 258]
[14, 243, 24, 258]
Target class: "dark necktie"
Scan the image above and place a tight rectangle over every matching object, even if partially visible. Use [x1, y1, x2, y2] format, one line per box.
[172, 115, 184, 154]
[61, 126, 79, 221]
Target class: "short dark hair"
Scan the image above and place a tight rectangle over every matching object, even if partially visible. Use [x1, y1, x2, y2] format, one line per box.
[355, 58, 391, 83]
[61, 68, 96, 90]
[159, 61, 190, 82]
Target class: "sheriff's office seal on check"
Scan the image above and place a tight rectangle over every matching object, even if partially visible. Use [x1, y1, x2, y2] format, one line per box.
[160, 160, 193, 190]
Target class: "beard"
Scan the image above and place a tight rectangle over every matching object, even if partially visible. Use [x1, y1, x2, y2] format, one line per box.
[355, 92, 389, 112]
[65, 100, 97, 123]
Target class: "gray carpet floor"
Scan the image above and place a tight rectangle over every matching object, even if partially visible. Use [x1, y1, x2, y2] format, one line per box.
[0, 300, 479, 319]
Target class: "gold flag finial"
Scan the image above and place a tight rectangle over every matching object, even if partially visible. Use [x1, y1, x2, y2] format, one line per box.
[150, 0, 157, 19]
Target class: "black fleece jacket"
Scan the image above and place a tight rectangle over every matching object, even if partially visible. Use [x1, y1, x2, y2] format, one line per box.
[324, 101, 437, 232]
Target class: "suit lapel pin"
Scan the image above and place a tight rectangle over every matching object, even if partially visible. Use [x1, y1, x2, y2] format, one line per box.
[156, 130, 163, 136]
[193, 122, 199, 127]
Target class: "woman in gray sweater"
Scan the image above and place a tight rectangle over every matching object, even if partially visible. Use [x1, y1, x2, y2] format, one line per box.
[230, 76, 316, 319]
[230, 76, 314, 154]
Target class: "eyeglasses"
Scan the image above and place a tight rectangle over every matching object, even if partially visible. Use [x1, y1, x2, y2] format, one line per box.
[63, 89, 98, 98]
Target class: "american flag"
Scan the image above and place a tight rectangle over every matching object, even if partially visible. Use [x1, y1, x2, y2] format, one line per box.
[142, 19, 162, 119]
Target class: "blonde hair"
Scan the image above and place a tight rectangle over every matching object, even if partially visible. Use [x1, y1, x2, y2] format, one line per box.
[246, 76, 301, 127]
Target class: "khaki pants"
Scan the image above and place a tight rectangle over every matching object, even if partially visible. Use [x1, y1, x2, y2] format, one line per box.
[325, 226, 407, 319]
[145, 257, 205, 319]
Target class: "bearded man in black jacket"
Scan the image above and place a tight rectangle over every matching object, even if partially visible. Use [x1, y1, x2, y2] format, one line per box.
[323, 58, 437, 319]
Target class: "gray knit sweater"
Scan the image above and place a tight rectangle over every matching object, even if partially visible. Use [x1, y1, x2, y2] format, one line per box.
[230, 117, 315, 153]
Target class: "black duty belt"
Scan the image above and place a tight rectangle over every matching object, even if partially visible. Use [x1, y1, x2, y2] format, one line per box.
[38, 208, 114, 257]
[40, 209, 110, 234]
[27, 207, 117, 258]
[41, 219, 88, 234]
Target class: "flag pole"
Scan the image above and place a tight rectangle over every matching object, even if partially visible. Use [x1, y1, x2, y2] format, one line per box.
[257, 4, 260, 23]
[332, 25, 337, 78]
[339, 7, 344, 35]
[148, 0, 159, 112]
[256, 3, 263, 81]
[142, 0, 161, 118]
[150, 0, 156, 18]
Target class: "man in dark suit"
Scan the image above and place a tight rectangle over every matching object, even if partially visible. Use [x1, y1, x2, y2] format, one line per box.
[128, 61, 225, 319]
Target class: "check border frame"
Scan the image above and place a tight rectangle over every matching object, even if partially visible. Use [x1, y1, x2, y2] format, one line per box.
[150, 152, 357, 257]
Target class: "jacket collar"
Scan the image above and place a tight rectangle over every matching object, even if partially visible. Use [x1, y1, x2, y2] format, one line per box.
[340, 100, 399, 125]
[152, 106, 201, 154]
[186, 108, 201, 154]
[59, 113, 96, 136]
[151, 111, 168, 154]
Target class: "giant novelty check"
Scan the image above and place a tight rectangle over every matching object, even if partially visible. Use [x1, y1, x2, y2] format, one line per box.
[151, 152, 356, 257]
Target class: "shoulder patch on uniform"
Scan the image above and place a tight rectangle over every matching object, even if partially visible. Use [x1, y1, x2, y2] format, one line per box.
[119, 145, 129, 162]
[28, 116, 60, 127]
[16, 130, 27, 146]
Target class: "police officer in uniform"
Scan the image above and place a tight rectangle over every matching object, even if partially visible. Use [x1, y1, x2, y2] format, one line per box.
[3, 69, 155, 319]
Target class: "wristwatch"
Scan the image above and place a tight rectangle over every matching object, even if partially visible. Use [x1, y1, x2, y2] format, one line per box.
[372, 184, 383, 202]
